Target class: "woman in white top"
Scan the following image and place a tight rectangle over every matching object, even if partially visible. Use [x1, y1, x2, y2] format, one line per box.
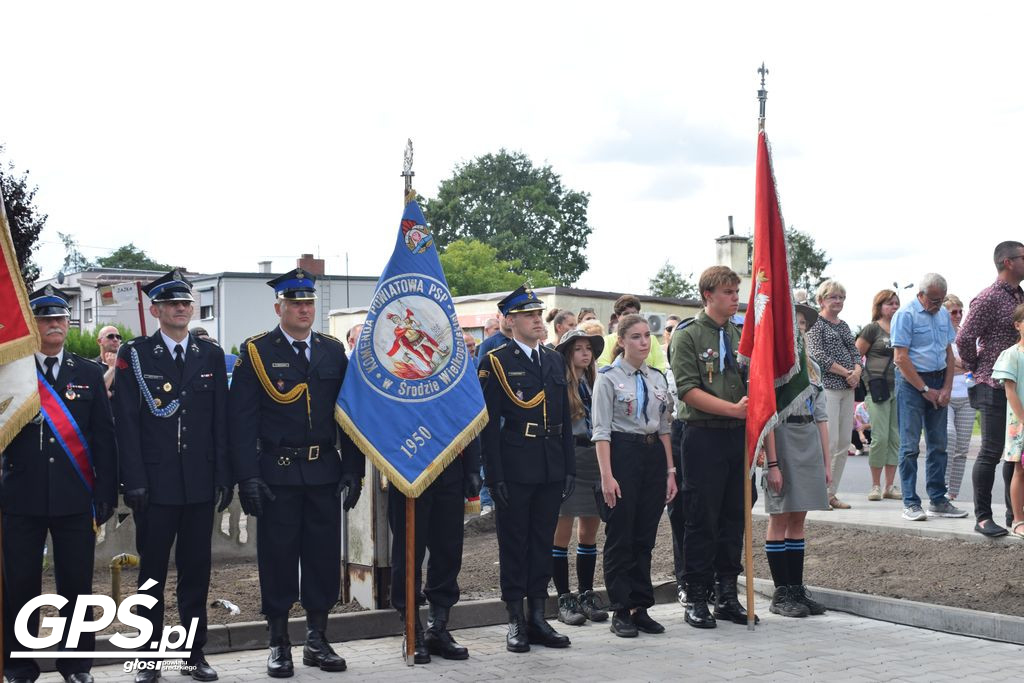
[943, 295, 975, 500]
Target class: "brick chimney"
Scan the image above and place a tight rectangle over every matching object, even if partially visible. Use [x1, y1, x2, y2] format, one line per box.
[296, 253, 325, 276]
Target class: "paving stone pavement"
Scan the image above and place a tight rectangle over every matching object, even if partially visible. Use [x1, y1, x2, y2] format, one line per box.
[43, 600, 1022, 682]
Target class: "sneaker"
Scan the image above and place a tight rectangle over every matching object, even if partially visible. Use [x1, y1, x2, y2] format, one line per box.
[867, 486, 882, 501]
[768, 586, 809, 618]
[926, 499, 969, 518]
[578, 589, 609, 622]
[902, 504, 927, 521]
[883, 485, 902, 500]
[557, 593, 586, 626]
[789, 585, 826, 615]
[828, 496, 851, 510]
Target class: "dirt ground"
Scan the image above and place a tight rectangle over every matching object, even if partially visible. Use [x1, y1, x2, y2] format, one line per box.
[41, 514, 1024, 634]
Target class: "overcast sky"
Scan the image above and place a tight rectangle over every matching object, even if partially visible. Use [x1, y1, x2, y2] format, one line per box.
[4, 1, 1023, 327]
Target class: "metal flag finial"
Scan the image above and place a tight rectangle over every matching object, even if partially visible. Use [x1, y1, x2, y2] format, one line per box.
[757, 62, 769, 131]
[402, 139, 415, 199]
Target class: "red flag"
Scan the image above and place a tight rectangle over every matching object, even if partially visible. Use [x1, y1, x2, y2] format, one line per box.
[737, 131, 806, 469]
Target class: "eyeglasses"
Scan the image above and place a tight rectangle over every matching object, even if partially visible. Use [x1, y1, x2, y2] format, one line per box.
[949, 309, 963, 315]
[104, 333, 122, 341]
[664, 325, 675, 333]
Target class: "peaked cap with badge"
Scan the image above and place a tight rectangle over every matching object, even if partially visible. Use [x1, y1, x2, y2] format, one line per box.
[267, 268, 317, 300]
[497, 284, 545, 315]
[142, 268, 195, 303]
[29, 284, 72, 317]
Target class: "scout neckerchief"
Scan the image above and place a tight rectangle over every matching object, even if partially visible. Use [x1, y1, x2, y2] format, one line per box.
[36, 369, 98, 528]
[578, 378, 593, 436]
[613, 358, 649, 424]
[247, 339, 312, 428]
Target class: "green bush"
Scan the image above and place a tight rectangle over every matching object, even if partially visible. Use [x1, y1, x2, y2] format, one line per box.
[64, 323, 135, 358]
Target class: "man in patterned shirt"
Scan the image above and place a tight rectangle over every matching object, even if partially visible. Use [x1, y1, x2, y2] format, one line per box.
[957, 240, 1024, 537]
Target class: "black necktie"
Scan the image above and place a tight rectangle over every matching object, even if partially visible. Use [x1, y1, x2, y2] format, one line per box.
[293, 341, 309, 373]
[530, 348, 540, 370]
[44, 357, 58, 386]
[174, 344, 185, 376]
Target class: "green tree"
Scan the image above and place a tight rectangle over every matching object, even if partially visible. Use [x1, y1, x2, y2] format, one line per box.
[427, 150, 592, 286]
[97, 243, 170, 271]
[1, 145, 48, 287]
[749, 226, 831, 291]
[58, 232, 94, 273]
[438, 239, 555, 297]
[64, 323, 135, 358]
[648, 261, 699, 299]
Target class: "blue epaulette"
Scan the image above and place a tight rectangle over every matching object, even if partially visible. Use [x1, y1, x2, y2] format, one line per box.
[598, 365, 615, 374]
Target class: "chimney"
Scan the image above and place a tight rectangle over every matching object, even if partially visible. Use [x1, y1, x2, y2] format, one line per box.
[257, 261, 272, 274]
[715, 215, 749, 275]
[297, 253, 325, 276]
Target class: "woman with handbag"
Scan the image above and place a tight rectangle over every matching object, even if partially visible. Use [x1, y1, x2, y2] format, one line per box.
[943, 295, 975, 500]
[855, 289, 901, 501]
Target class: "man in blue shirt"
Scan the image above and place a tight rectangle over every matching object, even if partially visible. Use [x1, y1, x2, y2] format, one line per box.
[891, 273, 967, 521]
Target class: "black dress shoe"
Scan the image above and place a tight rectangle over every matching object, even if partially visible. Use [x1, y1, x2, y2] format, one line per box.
[266, 616, 294, 678]
[303, 612, 347, 672]
[181, 655, 218, 681]
[975, 520, 1009, 537]
[609, 609, 637, 638]
[9, 678, 35, 683]
[714, 581, 760, 625]
[424, 604, 468, 660]
[135, 670, 161, 683]
[526, 597, 570, 648]
[683, 584, 717, 629]
[631, 608, 665, 634]
[399, 610, 431, 665]
[65, 674, 95, 683]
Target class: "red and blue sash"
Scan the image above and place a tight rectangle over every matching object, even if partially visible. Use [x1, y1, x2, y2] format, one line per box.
[36, 370, 95, 493]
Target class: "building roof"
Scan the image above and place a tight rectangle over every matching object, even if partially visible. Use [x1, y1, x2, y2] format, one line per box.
[190, 271, 378, 283]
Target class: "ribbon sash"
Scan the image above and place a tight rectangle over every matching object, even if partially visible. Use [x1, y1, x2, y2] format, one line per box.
[36, 371, 95, 492]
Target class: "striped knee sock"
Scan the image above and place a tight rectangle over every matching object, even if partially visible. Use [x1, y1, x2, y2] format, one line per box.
[765, 540, 788, 587]
[785, 538, 806, 586]
[576, 543, 598, 592]
[552, 546, 570, 595]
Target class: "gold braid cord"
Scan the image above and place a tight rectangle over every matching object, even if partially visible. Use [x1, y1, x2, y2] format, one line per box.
[489, 353, 545, 409]
[247, 341, 312, 425]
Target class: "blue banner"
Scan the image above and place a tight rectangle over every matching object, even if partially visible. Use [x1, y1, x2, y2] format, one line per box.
[335, 199, 487, 497]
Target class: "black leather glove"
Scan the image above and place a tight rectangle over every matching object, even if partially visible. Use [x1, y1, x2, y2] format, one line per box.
[492, 481, 510, 510]
[561, 474, 576, 503]
[238, 477, 275, 517]
[124, 488, 148, 514]
[95, 501, 114, 525]
[336, 473, 362, 510]
[464, 472, 483, 500]
[215, 485, 234, 513]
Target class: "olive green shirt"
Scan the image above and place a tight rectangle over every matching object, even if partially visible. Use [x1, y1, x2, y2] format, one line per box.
[669, 311, 747, 421]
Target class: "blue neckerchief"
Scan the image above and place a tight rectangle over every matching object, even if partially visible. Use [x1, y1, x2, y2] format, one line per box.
[579, 379, 593, 435]
[614, 358, 648, 423]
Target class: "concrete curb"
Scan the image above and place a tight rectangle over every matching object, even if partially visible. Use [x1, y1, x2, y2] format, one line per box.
[750, 510, 1020, 545]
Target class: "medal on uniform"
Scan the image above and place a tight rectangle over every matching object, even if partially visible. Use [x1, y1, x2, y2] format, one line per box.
[515, 389, 524, 401]
[277, 379, 286, 391]
[65, 385, 77, 401]
[163, 382, 172, 392]
[706, 361, 714, 383]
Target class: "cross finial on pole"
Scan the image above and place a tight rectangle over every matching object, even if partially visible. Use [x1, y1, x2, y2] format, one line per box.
[757, 62, 769, 132]
[402, 138, 415, 200]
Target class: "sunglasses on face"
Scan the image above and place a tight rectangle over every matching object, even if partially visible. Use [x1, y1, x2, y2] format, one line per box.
[105, 334, 122, 341]
[949, 310, 963, 315]
[665, 325, 675, 333]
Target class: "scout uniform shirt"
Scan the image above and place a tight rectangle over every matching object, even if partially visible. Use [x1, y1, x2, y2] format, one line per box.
[591, 359, 673, 440]
[669, 311, 746, 422]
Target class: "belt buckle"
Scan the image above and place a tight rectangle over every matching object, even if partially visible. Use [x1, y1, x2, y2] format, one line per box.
[645, 434, 657, 445]
[308, 445, 320, 462]
[524, 422, 539, 438]
[277, 456, 292, 466]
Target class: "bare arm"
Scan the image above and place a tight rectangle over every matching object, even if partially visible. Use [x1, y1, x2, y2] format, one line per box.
[661, 433, 677, 503]
[894, 347, 939, 408]
[681, 387, 748, 419]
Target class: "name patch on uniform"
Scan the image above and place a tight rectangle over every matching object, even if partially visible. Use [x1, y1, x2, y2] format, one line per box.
[272, 362, 290, 368]
[143, 374, 163, 380]
[200, 372, 214, 378]
[507, 370, 526, 376]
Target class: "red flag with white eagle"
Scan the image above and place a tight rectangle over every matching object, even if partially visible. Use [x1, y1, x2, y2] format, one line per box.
[737, 130, 810, 470]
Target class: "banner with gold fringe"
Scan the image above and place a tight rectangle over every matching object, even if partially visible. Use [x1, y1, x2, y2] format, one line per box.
[335, 196, 487, 497]
[0, 191, 41, 450]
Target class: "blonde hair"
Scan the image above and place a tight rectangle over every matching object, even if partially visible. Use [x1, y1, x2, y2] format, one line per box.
[578, 319, 605, 336]
[943, 294, 963, 310]
[815, 279, 845, 305]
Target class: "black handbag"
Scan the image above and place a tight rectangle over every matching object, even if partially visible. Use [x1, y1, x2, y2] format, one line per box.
[865, 356, 893, 403]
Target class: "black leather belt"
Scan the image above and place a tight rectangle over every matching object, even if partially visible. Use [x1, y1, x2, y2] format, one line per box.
[272, 444, 330, 466]
[575, 436, 593, 448]
[611, 432, 660, 446]
[786, 415, 815, 424]
[685, 419, 744, 429]
[504, 420, 563, 439]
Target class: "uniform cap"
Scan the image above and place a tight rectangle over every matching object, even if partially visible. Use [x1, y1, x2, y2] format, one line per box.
[29, 284, 72, 317]
[267, 268, 317, 300]
[142, 269, 194, 302]
[497, 284, 544, 316]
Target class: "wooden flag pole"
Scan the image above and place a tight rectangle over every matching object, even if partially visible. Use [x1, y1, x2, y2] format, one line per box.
[405, 497, 416, 665]
[135, 281, 147, 336]
[743, 442, 756, 631]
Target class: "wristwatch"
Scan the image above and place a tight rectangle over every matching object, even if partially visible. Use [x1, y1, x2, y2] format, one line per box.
[918, 385, 929, 394]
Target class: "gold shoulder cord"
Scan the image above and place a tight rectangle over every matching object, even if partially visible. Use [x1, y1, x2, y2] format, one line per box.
[489, 352, 549, 428]
[247, 341, 312, 427]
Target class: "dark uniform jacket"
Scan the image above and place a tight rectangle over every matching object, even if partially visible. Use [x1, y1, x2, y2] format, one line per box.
[112, 331, 230, 505]
[2, 351, 117, 516]
[477, 341, 574, 486]
[228, 327, 364, 487]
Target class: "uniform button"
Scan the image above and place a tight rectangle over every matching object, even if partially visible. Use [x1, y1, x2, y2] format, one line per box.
[182, 426, 188, 432]
[181, 390, 187, 397]
[49, 457, 55, 463]
[181, 409, 187, 415]
[182, 444, 188, 450]
[49, 437, 56, 444]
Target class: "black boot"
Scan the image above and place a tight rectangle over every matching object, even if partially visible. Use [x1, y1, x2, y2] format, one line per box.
[789, 585, 826, 615]
[769, 586, 809, 618]
[266, 616, 294, 678]
[302, 612, 347, 672]
[505, 599, 530, 653]
[424, 604, 468, 660]
[684, 583, 716, 629]
[713, 579, 759, 625]
[526, 597, 570, 648]
[399, 609, 431, 664]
